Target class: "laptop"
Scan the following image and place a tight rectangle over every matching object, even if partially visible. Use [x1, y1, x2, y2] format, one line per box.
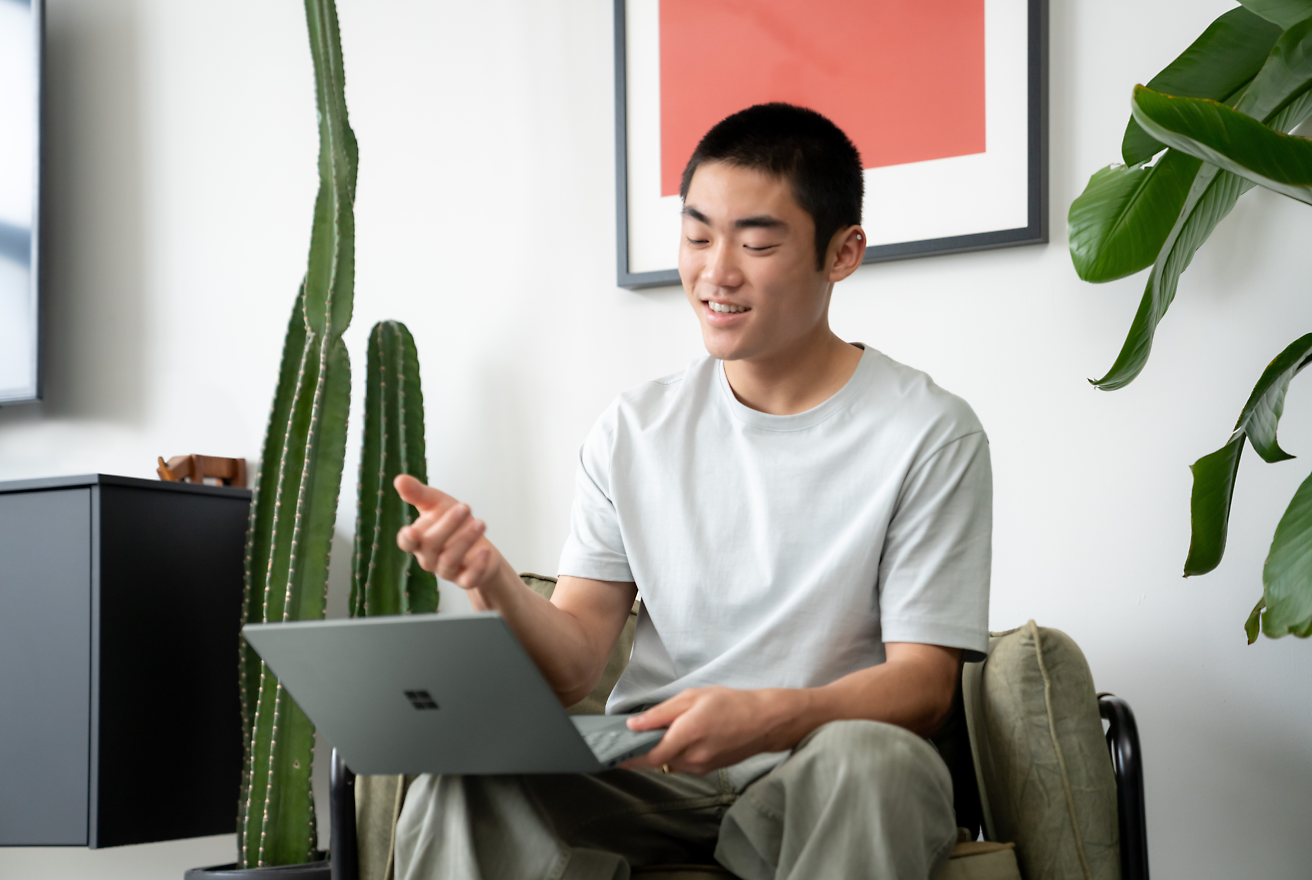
[241, 612, 665, 775]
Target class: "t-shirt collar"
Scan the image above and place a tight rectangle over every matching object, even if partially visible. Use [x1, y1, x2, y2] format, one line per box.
[715, 343, 876, 431]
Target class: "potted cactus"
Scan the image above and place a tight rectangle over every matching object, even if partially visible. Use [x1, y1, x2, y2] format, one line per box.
[187, 1, 437, 876]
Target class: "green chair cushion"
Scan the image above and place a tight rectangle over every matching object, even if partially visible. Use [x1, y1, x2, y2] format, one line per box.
[936, 842, 1022, 880]
[962, 621, 1120, 880]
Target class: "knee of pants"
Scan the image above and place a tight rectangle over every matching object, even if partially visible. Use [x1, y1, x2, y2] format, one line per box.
[790, 720, 951, 799]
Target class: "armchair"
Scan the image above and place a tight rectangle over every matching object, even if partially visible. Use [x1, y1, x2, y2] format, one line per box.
[328, 579, 1148, 880]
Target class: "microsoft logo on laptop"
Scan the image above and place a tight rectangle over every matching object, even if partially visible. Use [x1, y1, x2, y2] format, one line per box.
[404, 689, 439, 710]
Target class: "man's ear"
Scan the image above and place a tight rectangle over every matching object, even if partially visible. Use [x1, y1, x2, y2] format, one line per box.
[826, 226, 866, 283]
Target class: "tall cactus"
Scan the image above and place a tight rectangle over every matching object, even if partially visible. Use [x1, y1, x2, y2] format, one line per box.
[237, 0, 356, 868]
[352, 321, 439, 617]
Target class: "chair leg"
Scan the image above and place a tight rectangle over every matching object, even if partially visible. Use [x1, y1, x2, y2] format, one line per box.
[1099, 695, 1149, 880]
[330, 749, 359, 880]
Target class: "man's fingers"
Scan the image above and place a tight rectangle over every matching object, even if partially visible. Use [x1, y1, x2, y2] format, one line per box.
[401, 503, 472, 573]
[627, 693, 692, 731]
[627, 725, 692, 771]
[388, 480, 500, 592]
[417, 503, 472, 558]
[398, 505, 450, 550]
[454, 545, 494, 590]
[394, 474, 452, 512]
[436, 518, 487, 581]
[397, 518, 426, 552]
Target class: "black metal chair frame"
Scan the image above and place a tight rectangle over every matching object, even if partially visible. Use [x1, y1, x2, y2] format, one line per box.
[329, 750, 357, 880]
[328, 695, 1149, 880]
[1100, 694, 1149, 880]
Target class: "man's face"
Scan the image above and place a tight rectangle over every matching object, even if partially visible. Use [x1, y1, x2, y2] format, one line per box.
[679, 161, 833, 364]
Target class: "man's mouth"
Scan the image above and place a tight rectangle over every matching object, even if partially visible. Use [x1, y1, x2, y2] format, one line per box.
[705, 301, 749, 314]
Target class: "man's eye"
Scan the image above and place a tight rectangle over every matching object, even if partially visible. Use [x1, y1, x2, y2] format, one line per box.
[744, 244, 778, 252]
[686, 237, 709, 245]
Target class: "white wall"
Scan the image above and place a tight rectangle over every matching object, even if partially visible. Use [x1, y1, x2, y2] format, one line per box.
[1, 1, 1310, 877]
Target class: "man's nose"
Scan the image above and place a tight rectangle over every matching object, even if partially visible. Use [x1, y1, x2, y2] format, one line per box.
[703, 241, 742, 288]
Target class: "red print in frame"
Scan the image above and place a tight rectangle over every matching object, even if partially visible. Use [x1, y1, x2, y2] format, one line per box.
[659, 0, 986, 197]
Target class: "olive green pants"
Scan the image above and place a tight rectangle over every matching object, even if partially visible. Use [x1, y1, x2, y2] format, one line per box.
[393, 720, 958, 880]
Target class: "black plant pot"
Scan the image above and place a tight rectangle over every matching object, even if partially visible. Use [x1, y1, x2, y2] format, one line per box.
[184, 855, 330, 879]
[188, 753, 356, 880]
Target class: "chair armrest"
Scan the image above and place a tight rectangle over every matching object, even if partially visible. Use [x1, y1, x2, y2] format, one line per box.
[1098, 695, 1149, 880]
[330, 749, 359, 880]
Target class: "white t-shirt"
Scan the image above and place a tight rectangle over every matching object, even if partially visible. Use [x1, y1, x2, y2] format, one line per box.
[558, 345, 992, 718]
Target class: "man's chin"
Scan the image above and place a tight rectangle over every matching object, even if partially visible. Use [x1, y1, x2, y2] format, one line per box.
[700, 325, 753, 362]
[701, 336, 744, 362]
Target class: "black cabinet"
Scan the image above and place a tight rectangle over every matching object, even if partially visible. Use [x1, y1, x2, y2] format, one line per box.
[0, 474, 250, 847]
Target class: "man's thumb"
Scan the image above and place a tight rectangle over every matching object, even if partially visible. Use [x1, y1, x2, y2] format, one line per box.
[394, 474, 446, 509]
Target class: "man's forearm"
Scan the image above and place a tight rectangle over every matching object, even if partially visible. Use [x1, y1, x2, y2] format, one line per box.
[391, 475, 628, 703]
[463, 558, 606, 703]
[752, 646, 961, 752]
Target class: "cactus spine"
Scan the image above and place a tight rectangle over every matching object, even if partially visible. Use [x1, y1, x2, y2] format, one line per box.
[237, 0, 356, 867]
[353, 321, 439, 617]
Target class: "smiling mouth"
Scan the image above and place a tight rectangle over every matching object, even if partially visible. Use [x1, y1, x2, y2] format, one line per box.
[705, 301, 750, 314]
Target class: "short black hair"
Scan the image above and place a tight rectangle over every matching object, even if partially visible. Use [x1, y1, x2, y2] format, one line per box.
[679, 103, 864, 270]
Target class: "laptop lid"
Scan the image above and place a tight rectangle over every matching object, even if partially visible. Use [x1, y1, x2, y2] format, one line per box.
[242, 613, 602, 775]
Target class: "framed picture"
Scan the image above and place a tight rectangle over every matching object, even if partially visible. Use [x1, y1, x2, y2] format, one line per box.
[613, 0, 1048, 290]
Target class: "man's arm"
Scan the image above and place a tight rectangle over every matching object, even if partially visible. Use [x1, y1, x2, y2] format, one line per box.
[394, 474, 636, 704]
[623, 643, 960, 775]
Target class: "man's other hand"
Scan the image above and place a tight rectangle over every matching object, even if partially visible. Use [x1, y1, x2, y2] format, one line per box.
[394, 474, 502, 592]
[618, 642, 961, 775]
[620, 686, 797, 775]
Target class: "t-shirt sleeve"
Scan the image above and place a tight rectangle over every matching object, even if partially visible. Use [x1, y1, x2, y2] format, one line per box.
[878, 430, 992, 661]
[557, 408, 635, 583]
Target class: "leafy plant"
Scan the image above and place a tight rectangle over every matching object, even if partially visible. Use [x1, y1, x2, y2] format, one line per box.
[237, 0, 356, 867]
[1069, 0, 1312, 642]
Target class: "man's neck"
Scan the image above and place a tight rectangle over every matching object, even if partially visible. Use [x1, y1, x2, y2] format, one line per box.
[722, 331, 864, 416]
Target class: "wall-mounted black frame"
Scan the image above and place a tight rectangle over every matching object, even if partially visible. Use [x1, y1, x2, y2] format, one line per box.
[613, 0, 1049, 291]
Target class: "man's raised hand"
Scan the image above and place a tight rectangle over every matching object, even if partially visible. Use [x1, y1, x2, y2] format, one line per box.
[394, 474, 501, 591]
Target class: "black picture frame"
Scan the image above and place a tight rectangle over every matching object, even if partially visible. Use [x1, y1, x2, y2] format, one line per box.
[613, 0, 1049, 291]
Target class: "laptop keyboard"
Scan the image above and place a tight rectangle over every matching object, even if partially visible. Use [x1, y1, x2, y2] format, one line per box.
[583, 727, 657, 764]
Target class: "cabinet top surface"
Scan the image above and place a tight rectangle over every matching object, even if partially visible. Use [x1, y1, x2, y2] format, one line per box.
[0, 473, 251, 499]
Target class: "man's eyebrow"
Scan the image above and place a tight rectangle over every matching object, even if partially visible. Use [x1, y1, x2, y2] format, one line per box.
[733, 215, 787, 231]
[680, 206, 788, 232]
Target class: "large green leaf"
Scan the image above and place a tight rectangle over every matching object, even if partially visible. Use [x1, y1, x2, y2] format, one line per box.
[1069, 150, 1200, 283]
[1261, 469, 1312, 638]
[1091, 164, 1251, 390]
[1131, 86, 1312, 205]
[1089, 21, 1312, 390]
[1186, 436, 1245, 576]
[1072, 11, 1289, 287]
[1234, 334, 1312, 462]
[1184, 335, 1312, 577]
[1239, 17, 1312, 121]
[1239, 0, 1312, 29]
[1123, 7, 1282, 166]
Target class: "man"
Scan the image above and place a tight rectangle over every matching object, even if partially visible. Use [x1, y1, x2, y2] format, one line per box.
[392, 103, 991, 880]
